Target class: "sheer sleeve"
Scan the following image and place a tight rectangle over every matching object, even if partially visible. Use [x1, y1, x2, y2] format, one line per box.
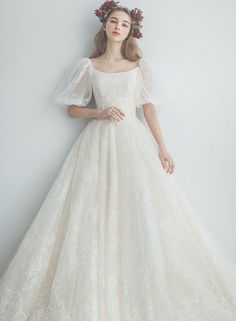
[52, 57, 93, 108]
[136, 57, 168, 109]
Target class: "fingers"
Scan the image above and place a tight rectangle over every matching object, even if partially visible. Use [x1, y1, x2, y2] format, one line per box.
[165, 158, 175, 174]
[161, 156, 175, 174]
[161, 158, 167, 170]
[107, 107, 125, 121]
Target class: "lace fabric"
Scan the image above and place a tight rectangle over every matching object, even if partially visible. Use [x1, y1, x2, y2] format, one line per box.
[52, 57, 93, 107]
[1, 56, 236, 321]
[52, 56, 169, 110]
[135, 57, 169, 108]
[52, 56, 170, 141]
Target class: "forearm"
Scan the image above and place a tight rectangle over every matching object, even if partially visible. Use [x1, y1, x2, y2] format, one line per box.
[143, 104, 167, 151]
[67, 105, 102, 119]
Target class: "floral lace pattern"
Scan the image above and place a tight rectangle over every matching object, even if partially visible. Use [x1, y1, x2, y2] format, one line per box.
[1, 57, 236, 320]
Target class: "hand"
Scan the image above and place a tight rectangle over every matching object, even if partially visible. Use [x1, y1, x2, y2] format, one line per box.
[159, 148, 175, 174]
[97, 106, 125, 121]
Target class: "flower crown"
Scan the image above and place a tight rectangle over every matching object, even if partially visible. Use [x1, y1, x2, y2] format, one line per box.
[94, 0, 144, 39]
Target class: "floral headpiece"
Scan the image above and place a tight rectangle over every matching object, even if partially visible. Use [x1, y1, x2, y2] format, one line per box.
[94, 0, 144, 39]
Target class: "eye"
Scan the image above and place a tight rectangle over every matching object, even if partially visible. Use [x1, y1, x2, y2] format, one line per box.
[110, 19, 128, 28]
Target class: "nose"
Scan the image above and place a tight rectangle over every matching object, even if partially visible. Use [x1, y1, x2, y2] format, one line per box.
[115, 23, 121, 30]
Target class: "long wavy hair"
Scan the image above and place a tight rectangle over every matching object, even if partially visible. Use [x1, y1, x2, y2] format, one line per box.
[89, 6, 143, 62]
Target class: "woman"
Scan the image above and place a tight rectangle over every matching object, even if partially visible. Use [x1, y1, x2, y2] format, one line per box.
[0, 1, 236, 320]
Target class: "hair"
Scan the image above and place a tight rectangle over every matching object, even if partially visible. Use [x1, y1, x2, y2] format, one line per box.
[89, 6, 143, 62]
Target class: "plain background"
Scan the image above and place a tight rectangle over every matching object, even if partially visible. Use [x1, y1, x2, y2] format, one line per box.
[0, 0, 235, 276]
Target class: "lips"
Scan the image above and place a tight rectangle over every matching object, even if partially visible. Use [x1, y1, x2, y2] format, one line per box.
[112, 31, 120, 36]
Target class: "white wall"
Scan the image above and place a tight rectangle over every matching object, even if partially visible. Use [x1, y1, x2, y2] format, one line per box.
[0, 0, 235, 275]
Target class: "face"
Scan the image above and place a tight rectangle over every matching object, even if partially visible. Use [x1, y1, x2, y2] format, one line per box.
[104, 10, 131, 42]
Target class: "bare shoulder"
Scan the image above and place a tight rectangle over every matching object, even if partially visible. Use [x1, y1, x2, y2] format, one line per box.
[90, 56, 140, 72]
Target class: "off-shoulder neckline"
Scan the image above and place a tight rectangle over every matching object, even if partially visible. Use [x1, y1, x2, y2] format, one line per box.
[87, 57, 143, 74]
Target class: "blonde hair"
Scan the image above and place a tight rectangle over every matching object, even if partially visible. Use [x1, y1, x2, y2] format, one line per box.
[89, 6, 143, 62]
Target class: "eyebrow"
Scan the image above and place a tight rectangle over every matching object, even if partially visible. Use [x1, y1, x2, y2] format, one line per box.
[109, 16, 131, 24]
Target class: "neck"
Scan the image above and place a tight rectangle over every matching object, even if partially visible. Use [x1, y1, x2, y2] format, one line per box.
[102, 40, 124, 61]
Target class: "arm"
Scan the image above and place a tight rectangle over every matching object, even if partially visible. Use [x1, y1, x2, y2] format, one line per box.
[67, 105, 102, 119]
[143, 103, 175, 174]
[143, 103, 167, 151]
[67, 105, 125, 120]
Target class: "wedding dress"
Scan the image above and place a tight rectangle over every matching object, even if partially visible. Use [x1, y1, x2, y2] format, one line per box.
[0, 56, 236, 321]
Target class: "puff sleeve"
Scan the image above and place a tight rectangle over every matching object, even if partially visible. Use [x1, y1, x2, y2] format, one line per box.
[52, 57, 93, 107]
[136, 57, 168, 109]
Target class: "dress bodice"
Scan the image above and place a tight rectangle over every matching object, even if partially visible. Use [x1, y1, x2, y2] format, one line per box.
[52, 56, 165, 118]
[91, 65, 139, 117]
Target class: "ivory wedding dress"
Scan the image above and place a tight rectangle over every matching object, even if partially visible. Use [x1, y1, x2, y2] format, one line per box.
[0, 57, 236, 321]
